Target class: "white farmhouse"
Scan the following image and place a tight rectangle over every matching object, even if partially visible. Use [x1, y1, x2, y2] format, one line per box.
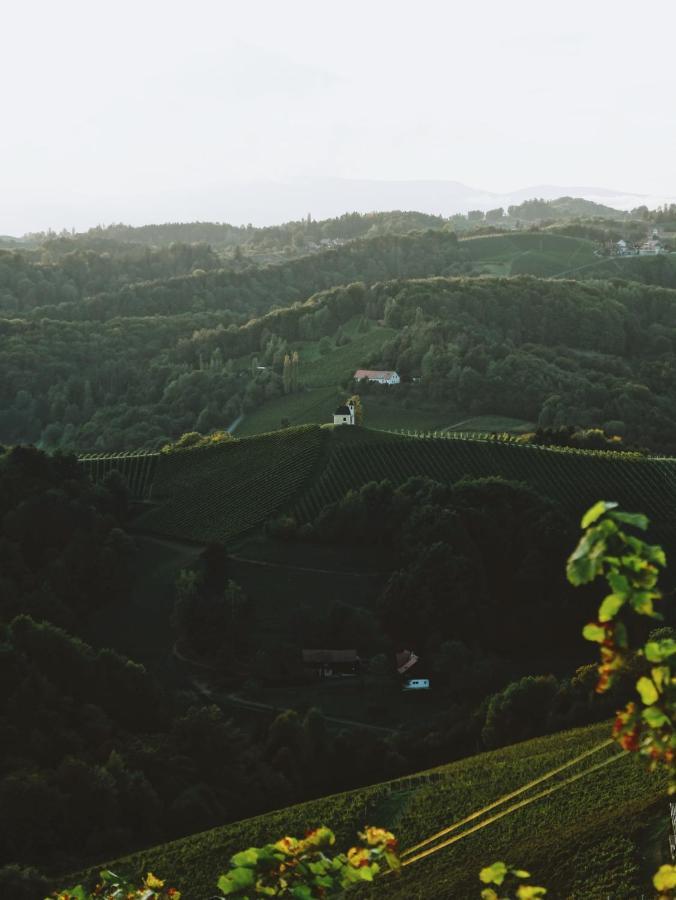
[333, 401, 356, 425]
[354, 369, 401, 385]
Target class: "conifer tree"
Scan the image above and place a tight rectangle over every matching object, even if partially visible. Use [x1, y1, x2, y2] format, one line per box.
[291, 351, 300, 392]
[348, 394, 363, 425]
[282, 354, 292, 394]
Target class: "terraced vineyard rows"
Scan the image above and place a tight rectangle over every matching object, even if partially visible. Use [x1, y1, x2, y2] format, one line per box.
[294, 432, 676, 531]
[65, 723, 664, 899]
[136, 425, 328, 542]
[79, 450, 159, 500]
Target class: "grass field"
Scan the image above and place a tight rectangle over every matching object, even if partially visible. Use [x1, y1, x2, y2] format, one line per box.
[299, 324, 397, 387]
[445, 414, 534, 433]
[458, 232, 676, 285]
[359, 401, 459, 433]
[236, 387, 340, 436]
[236, 326, 397, 436]
[61, 722, 667, 899]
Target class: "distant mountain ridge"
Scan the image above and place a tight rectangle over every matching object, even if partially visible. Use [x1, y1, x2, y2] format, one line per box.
[7, 179, 675, 238]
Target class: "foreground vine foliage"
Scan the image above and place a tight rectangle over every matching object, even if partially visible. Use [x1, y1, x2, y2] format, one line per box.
[215, 826, 399, 897]
[478, 862, 546, 899]
[483, 501, 676, 899]
[566, 501, 675, 785]
[50, 827, 398, 899]
[52, 869, 180, 899]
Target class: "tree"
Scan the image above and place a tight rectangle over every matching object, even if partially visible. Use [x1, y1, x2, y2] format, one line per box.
[282, 354, 292, 394]
[481, 675, 559, 749]
[348, 394, 363, 425]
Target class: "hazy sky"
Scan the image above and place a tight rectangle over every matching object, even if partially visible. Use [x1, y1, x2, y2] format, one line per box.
[2, 0, 675, 233]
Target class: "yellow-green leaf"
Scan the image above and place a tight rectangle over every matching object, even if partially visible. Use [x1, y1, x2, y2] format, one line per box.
[598, 593, 624, 622]
[645, 639, 676, 662]
[480, 862, 508, 886]
[643, 705, 669, 728]
[517, 886, 547, 900]
[636, 676, 659, 705]
[653, 864, 676, 891]
[581, 500, 616, 529]
[582, 623, 606, 643]
[651, 666, 670, 690]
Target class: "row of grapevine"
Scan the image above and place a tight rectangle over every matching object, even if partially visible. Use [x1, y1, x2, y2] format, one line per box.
[136, 425, 328, 542]
[388, 427, 648, 459]
[293, 434, 676, 533]
[78, 450, 159, 500]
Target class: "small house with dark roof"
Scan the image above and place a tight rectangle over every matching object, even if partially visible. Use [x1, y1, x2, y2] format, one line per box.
[333, 400, 355, 426]
[302, 649, 361, 678]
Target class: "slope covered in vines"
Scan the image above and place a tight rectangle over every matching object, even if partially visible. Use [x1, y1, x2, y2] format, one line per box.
[61, 722, 665, 900]
[292, 428, 676, 538]
[135, 425, 328, 542]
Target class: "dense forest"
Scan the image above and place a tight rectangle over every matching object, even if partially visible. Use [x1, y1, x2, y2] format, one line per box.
[0, 229, 467, 319]
[357, 276, 676, 451]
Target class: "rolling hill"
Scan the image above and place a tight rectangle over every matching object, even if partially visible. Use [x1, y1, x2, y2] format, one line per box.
[58, 722, 667, 899]
[84, 426, 676, 551]
[460, 232, 598, 277]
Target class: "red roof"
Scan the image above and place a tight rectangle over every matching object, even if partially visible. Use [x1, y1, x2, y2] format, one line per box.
[354, 369, 397, 379]
[395, 650, 419, 674]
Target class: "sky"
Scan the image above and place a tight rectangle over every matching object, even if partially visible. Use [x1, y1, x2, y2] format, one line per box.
[2, 0, 675, 234]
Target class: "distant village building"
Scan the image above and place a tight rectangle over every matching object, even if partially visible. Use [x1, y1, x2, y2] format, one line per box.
[333, 400, 356, 426]
[302, 649, 360, 679]
[639, 239, 664, 256]
[615, 239, 631, 256]
[354, 369, 401, 385]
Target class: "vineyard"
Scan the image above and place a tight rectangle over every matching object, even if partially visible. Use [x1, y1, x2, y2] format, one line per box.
[293, 429, 676, 533]
[78, 450, 159, 500]
[62, 722, 665, 899]
[134, 425, 328, 543]
[80, 427, 676, 546]
[459, 232, 597, 276]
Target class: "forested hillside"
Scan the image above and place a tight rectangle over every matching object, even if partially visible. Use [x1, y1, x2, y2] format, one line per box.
[0, 229, 465, 319]
[39, 210, 448, 250]
[0, 231, 466, 450]
[5, 237, 676, 452]
[3, 206, 676, 898]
